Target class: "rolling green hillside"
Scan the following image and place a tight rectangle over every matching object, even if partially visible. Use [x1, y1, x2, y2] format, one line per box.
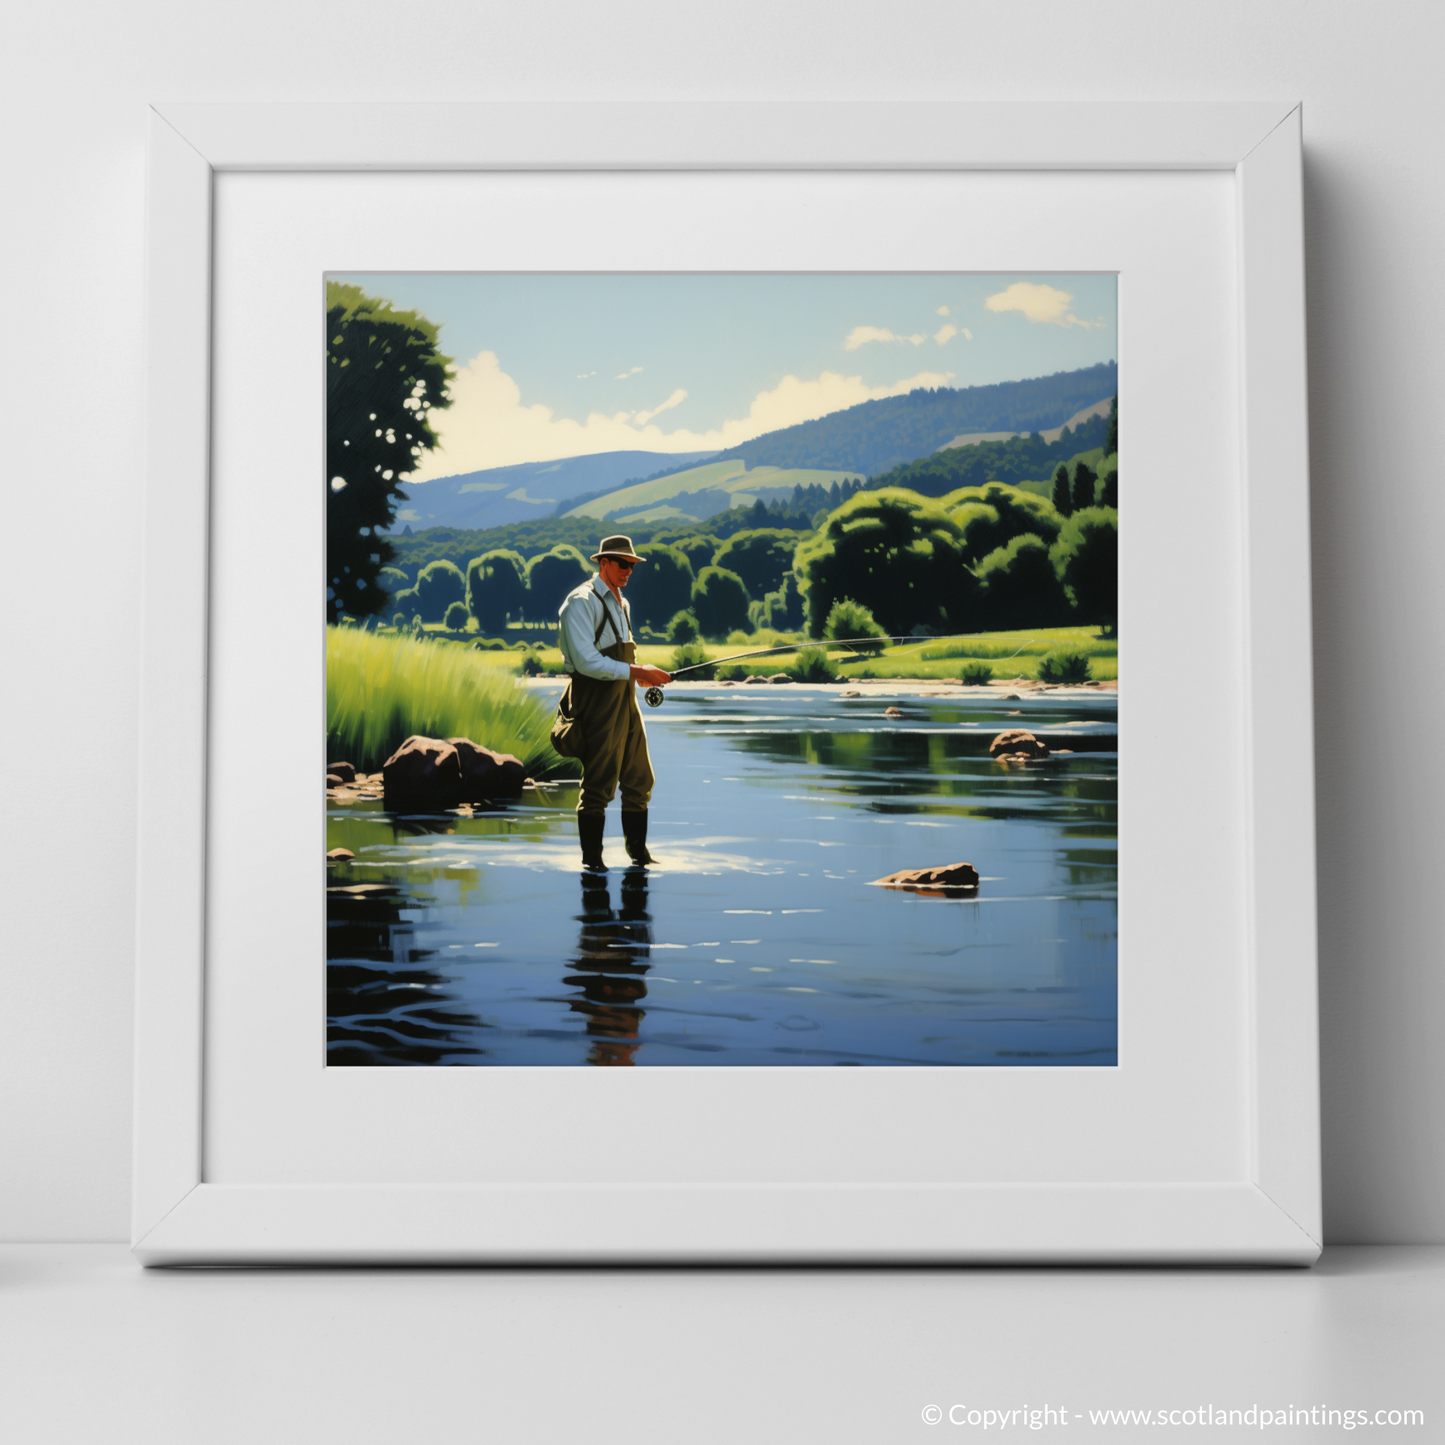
[564, 460, 864, 523]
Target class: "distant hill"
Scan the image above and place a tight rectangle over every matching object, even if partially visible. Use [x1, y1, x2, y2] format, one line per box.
[710, 361, 1117, 477]
[382, 449, 717, 533]
[938, 396, 1115, 452]
[563, 460, 863, 525]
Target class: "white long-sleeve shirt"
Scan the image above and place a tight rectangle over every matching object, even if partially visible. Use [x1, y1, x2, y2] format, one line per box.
[557, 576, 633, 682]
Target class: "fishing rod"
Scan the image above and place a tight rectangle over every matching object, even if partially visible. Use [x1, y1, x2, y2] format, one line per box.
[643, 633, 1030, 706]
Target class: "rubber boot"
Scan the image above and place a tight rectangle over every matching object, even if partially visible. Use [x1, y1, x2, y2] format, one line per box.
[578, 813, 607, 871]
[621, 810, 657, 866]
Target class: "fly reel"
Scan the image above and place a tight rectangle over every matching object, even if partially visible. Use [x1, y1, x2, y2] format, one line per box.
[644, 686, 665, 708]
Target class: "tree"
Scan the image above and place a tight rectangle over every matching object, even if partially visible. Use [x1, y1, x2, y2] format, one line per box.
[793, 488, 978, 637]
[944, 483, 1064, 565]
[443, 601, 470, 631]
[691, 566, 751, 640]
[666, 610, 700, 644]
[975, 534, 1070, 629]
[1050, 507, 1118, 631]
[757, 573, 805, 632]
[1051, 463, 1073, 518]
[823, 597, 888, 653]
[1105, 394, 1118, 457]
[711, 529, 800, 601]
[672, 535, 717, 574]
[326, 281, 452, 623]
[414, 559, 466, 621]
[1098, 464, 1118, 509]
[378, 566, 410, 596]
[525, 545, 590, 620]
[628, 544, 695, 631]
[1071, 461, 1097, 514]
[466, 550, 527, 635]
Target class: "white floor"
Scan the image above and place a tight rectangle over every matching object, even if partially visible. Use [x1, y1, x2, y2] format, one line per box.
[2, 1245, 1439, 1443]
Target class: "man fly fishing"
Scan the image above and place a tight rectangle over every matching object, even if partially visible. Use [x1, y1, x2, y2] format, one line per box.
[552, 536, 672, 871]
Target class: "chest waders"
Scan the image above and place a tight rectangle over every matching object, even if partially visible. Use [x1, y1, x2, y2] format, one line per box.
[561, 598, 657, 869]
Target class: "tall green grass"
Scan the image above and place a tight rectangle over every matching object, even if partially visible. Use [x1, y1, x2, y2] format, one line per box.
[327, 626, 570, 775]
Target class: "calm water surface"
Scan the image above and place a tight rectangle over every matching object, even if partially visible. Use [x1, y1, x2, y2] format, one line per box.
[326, 686, 1117, 1067]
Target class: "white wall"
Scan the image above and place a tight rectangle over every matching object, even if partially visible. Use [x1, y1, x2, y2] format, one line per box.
[3, 0, 1441, 1243]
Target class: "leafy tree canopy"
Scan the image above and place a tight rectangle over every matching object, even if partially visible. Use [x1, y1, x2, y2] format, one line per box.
[525, 545, 590, 620]
[414, 559, 466, 621]
[824, 597, 888, 653]
[666, 536, 718, 574]
[665, 610, 700, 645]
[711, 529, 801, 601]
[758, 573, 806, 632]
[628, 544, 696, 631]
[975, 534, 1071, 630]
[466, 549, 527, 635]
[794, 489, 978, 638]
[940, 483, 1064, 564]
[326, 281, 452, 622]
[1050, 507, 1118, 630]
[1098, 457, 1118, 509]
[691, 566, 751, 640]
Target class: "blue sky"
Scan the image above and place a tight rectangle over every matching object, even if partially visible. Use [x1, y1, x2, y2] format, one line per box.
[330, 272, 1117, 481]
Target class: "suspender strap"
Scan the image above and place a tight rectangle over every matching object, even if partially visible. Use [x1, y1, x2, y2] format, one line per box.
[593, 595, 624, 649]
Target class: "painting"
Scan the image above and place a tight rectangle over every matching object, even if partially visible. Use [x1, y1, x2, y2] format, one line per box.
[324, 273, 1118, 1068]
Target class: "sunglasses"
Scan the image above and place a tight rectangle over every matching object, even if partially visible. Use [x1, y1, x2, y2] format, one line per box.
[608, 558, 637, 572]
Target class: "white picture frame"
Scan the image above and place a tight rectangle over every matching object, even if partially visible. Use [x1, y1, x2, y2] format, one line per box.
[135, 101, 1318, 1265]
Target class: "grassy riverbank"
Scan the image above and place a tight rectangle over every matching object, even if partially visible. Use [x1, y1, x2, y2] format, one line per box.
[327, 626, 571, 774]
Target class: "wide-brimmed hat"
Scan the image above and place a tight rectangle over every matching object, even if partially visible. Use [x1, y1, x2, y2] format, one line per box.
[591, 534, 645, 563]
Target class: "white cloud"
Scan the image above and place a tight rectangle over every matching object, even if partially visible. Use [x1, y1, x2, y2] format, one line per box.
[984, 282, 1095, 328]
[934, 323, 959, 345]
[406, 351, 955, 479]
[963, 328, 973, 341]
[843, 325, 927, 351]
[576, 370, 595, 379]
[614, 365, 644, 379]
[936, 305, 950, 317]
[633, 388, 688, 426]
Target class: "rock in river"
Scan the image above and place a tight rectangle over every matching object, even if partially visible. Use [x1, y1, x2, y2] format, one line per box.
[989, 729, 1050, 759]
[327, 761, 356, 783]
[874, 862, 980, 890]
[326, 847, 354, 861]
[447, 737, 525, 800]
[382, 734, 527, 807]
[383, 736, 462, 806]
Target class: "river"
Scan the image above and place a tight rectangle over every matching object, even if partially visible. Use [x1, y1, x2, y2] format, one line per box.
[326, 683, 1117, 1067]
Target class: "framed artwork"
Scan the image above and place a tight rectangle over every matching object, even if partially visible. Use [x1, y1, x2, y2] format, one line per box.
[135, 102, 1318, 1263]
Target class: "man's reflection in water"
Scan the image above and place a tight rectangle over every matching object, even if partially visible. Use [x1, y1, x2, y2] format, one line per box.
[563, 869, 653, 1066]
